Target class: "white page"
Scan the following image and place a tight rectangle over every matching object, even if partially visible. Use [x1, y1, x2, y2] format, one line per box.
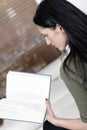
[0, 70, 51, 123]
[6, 71, 51, 104]
[0, 98, 45, 123]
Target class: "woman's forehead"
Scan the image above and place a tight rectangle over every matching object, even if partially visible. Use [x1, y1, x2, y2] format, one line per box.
[37, 25, 53, 33]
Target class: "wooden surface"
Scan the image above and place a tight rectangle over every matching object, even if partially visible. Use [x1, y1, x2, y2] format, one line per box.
[0, 0, 61, 100]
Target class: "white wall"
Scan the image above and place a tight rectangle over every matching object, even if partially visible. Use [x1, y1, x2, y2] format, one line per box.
[34, 0, 87, 14]
[67, 0, 87, 14]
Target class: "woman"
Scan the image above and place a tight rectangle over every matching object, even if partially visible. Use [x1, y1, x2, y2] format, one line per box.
[33, 0, 87, 129]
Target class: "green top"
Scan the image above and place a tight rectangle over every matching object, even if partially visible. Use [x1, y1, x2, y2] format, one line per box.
[60, 59, 87, 123]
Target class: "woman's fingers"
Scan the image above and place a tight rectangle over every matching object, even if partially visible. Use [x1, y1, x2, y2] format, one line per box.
[45, 98, 51, 111]
[45, 98, 56, 123]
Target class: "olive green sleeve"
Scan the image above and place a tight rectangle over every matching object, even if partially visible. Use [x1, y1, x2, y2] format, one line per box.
[60, 65, 87, 123]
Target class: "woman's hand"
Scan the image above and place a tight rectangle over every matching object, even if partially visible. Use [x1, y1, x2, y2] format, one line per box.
[45, 98, 57, 125]
[45, 99, 87, 130]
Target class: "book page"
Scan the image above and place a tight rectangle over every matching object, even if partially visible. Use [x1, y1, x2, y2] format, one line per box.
[6, 71, 51, 104]
[0, 98, 45, 123]
[0, 71, 51, 123]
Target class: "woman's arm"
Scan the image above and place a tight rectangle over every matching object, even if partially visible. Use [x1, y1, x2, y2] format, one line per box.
[45, 99, 87, 130]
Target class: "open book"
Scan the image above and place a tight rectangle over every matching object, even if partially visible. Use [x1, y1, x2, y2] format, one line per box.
[0, 71, 51, 124]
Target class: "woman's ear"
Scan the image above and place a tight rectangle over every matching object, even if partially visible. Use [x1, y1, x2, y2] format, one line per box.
[56, 24, 65, 32]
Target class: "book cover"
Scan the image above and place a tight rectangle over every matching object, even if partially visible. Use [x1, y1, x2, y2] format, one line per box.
[0, 70, 51, 124]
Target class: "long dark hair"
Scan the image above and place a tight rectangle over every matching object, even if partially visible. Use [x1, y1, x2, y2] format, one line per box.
[33, 0, 87, 82]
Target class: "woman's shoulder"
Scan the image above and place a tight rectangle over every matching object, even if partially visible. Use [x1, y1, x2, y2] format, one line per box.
[60, 59, 87, 89]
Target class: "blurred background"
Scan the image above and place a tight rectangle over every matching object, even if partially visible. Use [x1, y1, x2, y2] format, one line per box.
[0, 0, 87, 130]
[0, 0, 61, 99]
